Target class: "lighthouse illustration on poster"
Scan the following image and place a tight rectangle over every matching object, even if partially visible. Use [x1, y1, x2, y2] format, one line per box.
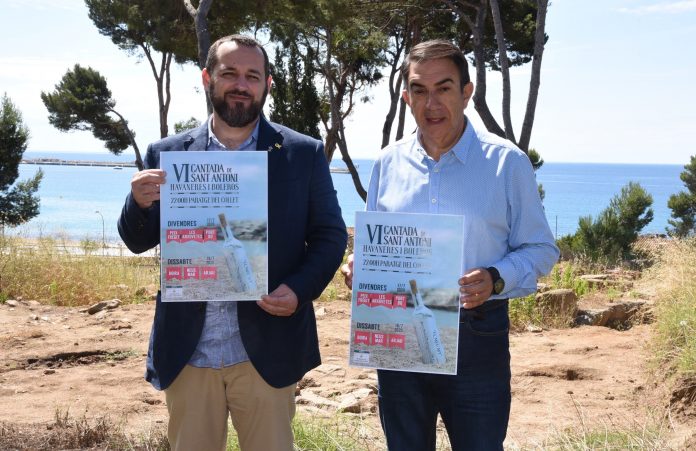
[349, 211, 464, 375]
[159, 151, 268, 302]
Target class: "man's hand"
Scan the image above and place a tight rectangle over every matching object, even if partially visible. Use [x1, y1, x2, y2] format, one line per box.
[257, 283, 298, 316]
[131, 169, 166, 209]
[340, 253, 354, 289]
[458, 267, 493, 309]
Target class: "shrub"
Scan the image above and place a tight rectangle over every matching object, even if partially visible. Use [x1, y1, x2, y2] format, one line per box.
[559, 182, 653, 264]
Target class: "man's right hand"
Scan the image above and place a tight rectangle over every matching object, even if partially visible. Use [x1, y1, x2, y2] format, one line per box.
[340, 253, 354, 289]
[131, 169, 166, 209]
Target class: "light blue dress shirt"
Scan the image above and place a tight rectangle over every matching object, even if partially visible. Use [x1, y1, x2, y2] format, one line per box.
[367, 118, 559, 299]
[187, 117, 261, 368]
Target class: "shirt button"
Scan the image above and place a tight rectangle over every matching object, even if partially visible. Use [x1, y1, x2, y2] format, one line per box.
[431, 198, 437, 204]
[434, 168, 440, 173]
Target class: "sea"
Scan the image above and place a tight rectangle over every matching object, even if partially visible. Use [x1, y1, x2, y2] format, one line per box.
[10, 151, 686, 243]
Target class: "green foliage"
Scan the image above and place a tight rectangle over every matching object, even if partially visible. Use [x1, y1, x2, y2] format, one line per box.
[86, 0, 194, 62]
[41, 65, 133, 155]
[174, 117, 202, 134]
[270, 0, 388, 164]
[508, 294, 541, 330]
[667, 155, 696, 237]
[527, 147, 545, 201]
[0, 93, 43, 227]
[546, 424, 668, 450]
[0, 93, 27, 191]
[226, 414, 374, 450]
[527, 148, 544, 170]
[270, 42, 322, 139]
[560, 182, 653, 263]
[550, 264, 590, 297]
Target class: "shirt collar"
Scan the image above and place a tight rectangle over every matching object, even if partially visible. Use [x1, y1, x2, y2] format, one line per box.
[413, 115, 475, 165]
[206, 115, 260, 150]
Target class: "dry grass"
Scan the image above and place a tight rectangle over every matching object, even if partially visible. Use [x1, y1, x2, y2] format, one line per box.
[0, 409, 168, 450]
[642, 238, 696, 377]
[0, 236, 158, 306]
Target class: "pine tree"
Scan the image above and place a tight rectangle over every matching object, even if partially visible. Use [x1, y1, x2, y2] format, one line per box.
[667, 156, 696, 237]
[0, 93, 43, 228]
[270, 43, 321, 139]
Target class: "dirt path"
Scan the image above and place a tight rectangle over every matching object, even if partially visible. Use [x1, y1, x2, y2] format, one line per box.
[0, 299, 692, 449]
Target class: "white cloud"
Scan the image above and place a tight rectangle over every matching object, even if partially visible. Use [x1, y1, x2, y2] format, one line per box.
[618, 0, 696, 14]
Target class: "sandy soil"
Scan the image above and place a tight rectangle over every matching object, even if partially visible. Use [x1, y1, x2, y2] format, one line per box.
[0, 296, 693, 450]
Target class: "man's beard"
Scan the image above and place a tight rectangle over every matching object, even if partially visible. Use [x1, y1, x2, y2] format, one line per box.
[209, 80, 267, 128]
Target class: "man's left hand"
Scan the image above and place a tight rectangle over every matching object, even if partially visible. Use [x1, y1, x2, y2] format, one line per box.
[458, 268, 493, 309]
[258, 284, 298, 316]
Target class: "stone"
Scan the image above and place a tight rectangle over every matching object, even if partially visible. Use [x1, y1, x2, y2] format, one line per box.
[295, 390, 340, 409]
[535, 289, 578, 318]
[579, 274, 609, 281]
[575, 301, 647, 329]
[87, 299, 121, 315]
[536, 283, 551, 293]
[313, 364, 344, 376]
[109, 323, 132, 331]
[315, 307, 326, 317]
[337, 388, 375, 413]
[580, 278, 608, 289]
[5, 300, 19, 307]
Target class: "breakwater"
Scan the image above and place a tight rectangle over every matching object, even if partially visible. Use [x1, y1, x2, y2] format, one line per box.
[21, 158, 136, 168]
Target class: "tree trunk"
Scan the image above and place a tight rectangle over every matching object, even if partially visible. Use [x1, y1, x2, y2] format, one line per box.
[141, 46, 173, 139]
[381, 29, 406, 148]
[395, 97, 407, 141]
[184, 0, 213, 115]
[109, 108, 144, 171]
[467, 1, 506, 138]
[489, 0, 516, 143]
[381, 71, 403, 149]
[164, 52, 172, 137]
[336, 124, 366, 201]
[518, 0, 548, 152]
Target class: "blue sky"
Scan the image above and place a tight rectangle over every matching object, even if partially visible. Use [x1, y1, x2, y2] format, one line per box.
[1, 0, 694, 164]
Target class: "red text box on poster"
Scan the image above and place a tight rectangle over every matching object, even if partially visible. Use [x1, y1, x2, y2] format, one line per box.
[165, 266, 182, 280]
[354, 331, 370, 345]
[200, 266, 218, 280]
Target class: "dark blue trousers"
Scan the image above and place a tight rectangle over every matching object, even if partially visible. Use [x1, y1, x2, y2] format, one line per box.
[377, 303, 511, 451]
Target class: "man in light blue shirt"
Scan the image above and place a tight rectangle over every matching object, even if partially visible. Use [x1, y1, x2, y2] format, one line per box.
[343, 40, 558, 450]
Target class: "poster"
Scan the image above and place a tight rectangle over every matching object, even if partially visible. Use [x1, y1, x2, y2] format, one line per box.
[159, 151, 268, 302]
[349, 211, 464, 374]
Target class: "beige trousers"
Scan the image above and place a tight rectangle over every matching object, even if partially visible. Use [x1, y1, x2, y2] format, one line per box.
[164, 362, 296, 451]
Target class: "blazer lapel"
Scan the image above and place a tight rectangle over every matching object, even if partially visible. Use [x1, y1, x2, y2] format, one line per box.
[183, 122, 209, 152]
[257, 116, 284, 153]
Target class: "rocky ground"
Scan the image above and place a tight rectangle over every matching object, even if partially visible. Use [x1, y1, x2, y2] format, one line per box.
[0, 273, 694, 450]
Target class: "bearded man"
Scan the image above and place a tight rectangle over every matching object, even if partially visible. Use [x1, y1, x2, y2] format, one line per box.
[118, 35, 347, 451]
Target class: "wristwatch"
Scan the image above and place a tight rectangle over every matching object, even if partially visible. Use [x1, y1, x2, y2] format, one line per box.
[487, 267, 505, 295]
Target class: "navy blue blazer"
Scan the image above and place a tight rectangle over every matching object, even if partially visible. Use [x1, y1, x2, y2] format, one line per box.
[117, 117, 347, 390]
